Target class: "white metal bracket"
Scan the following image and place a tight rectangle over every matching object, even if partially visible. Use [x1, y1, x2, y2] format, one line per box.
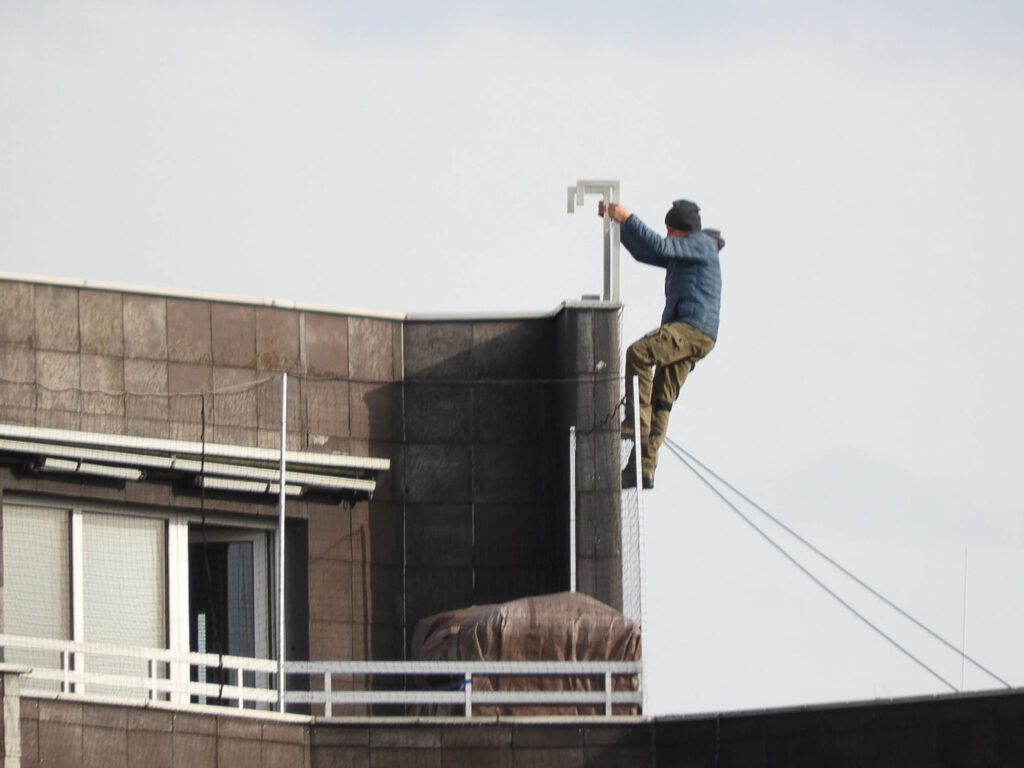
[567, 179, 621, 303]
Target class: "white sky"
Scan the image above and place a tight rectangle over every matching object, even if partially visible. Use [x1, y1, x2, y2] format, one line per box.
[3, 0, 1023, 715]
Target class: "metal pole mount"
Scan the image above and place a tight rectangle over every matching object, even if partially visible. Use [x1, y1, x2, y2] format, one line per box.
[567, 179, 621, 303]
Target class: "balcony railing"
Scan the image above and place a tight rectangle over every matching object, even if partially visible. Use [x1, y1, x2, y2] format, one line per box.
[285, 660, 642, 717]
[0, 633, 277, 708]
[0, 633, 642, 718]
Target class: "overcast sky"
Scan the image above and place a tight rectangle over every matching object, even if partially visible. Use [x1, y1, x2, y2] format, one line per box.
[3, 0, 1023, 715]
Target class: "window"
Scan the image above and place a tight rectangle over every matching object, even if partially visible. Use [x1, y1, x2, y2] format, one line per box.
[1, 504, 71, 688]
[81, 513, 167, 696]
[1, 502, 173, 697]
[189, 526, 272, 705]
[1, 499, 276, 703]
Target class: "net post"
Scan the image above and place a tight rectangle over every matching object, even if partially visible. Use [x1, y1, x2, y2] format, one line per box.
[632, 375, 647, 715]
[569, 426, 577, 592]
[277, 373, 287, 712]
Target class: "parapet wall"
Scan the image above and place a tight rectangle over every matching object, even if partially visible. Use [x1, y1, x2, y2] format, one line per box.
[11, 688, 1024, 767]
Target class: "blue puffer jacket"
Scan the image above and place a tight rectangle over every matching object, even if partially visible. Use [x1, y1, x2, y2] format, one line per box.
[620, 214, 722, 341]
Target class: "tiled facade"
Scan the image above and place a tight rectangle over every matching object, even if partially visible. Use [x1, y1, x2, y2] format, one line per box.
[3, 276, 1023, 764]
[0, 276, 623, 668]
[18, 698, 309, 768]
[6, 688, 1024, 767]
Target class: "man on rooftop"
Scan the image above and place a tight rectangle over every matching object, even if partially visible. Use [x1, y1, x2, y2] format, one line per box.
[599, 198, 723, 490]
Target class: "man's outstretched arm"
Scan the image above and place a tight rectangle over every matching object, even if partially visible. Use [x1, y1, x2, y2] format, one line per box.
[599, 201, 709, 266]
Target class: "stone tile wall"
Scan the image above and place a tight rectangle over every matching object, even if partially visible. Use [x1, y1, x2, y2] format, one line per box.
[555, 306, 622, 608]
[18, 699, 309, 768]
[11, 689, 1024, 768]
[399, 307, 621, 631]
[0, 280, 403, 450]
[0, 278, 622, 670]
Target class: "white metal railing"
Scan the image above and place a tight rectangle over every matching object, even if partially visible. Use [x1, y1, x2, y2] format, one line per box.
[284, 660, 642, 718]
[0, 633, 277, 709]
[0, 634, 642, 718]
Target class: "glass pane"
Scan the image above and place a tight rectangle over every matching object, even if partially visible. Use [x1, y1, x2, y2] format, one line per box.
[227, 541, 255, 658]
[188, 527, 271, 707]
[82, 513, 166, 698]
[1, 504, 70, 691]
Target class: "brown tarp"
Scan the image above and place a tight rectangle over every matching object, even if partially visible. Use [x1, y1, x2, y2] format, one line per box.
[410, 592, 641, 716]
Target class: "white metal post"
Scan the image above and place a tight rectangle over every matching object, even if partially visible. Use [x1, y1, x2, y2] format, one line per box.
[621, 378, 645, 623]
[2, 670, 24, 768]
[167, 519, 190, 704]
[70, 510, 84, 695]
[277, 373, 287, 712]
[324, 672, 333, 718]
[569, 426, 577, 593]
[632, 375, 648, 715]
[567, 179, 621, 303]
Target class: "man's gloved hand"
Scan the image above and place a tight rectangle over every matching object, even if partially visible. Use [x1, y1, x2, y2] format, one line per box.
[597, 201, 630, 223]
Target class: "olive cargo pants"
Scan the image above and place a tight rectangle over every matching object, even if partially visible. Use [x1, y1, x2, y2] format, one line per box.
[624, 321, 715, 482]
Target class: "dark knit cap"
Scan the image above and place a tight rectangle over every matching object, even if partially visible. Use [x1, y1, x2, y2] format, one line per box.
[665, 199, 701, 232]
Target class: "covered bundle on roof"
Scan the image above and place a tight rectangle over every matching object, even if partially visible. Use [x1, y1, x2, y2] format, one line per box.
[411, 592, 641, 716]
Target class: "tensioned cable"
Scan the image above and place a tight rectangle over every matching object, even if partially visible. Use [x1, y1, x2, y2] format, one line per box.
[661, 439, 959, 693]
[665, 437, 1011, 690]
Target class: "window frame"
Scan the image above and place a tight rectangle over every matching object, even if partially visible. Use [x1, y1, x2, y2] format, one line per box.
[2, 493, 279, 703]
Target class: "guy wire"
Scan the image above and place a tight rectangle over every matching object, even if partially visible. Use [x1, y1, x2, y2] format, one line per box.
[665, 437, 1011, 690]
[663, 439, 959, 694]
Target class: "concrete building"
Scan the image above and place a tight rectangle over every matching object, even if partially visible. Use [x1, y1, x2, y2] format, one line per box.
[1, 273, 1021, 767]
[0, 274, 623, 650]
[0, 274, 635, 764]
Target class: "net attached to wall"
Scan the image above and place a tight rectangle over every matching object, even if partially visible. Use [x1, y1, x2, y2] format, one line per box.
[0, 369, 639, 713]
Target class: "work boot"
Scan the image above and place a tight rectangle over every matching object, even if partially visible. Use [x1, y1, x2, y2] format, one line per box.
[622, 446, 637, 488]
[621, 460, 655, 490]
